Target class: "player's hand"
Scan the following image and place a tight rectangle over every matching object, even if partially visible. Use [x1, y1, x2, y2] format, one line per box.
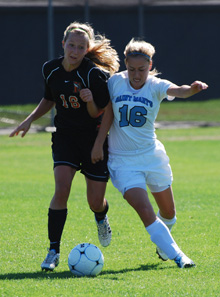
[80, 88, 94, 102]
[91, 143, 104, 164]
[190, 81, 208, 95]
[9, 119, 31, 138]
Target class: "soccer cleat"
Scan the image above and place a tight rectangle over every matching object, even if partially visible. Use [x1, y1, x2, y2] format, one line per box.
[41, 249, 60, 271]
[174, 254, 196, 268]
[96, 215, 112, 247]
[156, 247, 169, 261]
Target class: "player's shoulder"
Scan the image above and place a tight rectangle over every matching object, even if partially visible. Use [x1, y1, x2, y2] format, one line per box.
[80, 57, 95, 70]
[79, 58, 110, 87]
[147, 74, 172, 86]
[42, 57, 63, 79]
[108, 70, 127, 85]
[82, 58, 109, 77]
[79, 57, 99, 74]
[147, 75, 161, 84]
[147, 75, 174, 101]
[107, 71, 127, 96]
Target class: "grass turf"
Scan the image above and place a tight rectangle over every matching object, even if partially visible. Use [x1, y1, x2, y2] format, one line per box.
[0, 98, 220, 130]
[0, 127, 220, 296]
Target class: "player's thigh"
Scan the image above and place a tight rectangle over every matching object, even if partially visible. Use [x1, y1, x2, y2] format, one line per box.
[108, 166, 146, 196]
[52, 131, 81, 169]
[152, 186, 176, 219]
[81, 135, 109, 183]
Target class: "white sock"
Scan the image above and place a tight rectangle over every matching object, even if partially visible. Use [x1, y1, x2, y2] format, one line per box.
[157, 210, 177, 231]
[146, 218, 182, 260]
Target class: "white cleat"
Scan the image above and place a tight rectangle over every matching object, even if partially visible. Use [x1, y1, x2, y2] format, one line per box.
[174, 254, 196, 268]
[156, 247, 169, 261]
[96, 215, 112, 247]
[41, 249, 60, 271]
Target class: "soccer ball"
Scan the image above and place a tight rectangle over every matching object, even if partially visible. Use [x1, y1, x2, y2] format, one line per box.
[68, 243, 104, 277]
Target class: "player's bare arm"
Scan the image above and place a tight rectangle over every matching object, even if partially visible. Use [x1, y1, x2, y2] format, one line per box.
[91, 101, 114, 164]
[80, 88, 101, 118]
[9, 98, 55, 137]
[167, 81, 208, 98]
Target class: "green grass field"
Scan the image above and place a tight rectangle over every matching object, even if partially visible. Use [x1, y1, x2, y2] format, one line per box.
[0, 126, 220, 296]
[0, 98, 220, 130]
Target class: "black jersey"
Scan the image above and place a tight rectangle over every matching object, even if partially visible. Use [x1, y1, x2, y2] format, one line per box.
[42, 57, 110, 133]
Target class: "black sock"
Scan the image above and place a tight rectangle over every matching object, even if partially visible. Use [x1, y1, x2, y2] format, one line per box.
[94, 201, 109, 222]
[48, 208, 67, 253]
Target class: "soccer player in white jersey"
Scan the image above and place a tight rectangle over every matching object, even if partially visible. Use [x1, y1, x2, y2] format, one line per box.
[91, 38, 208, 268]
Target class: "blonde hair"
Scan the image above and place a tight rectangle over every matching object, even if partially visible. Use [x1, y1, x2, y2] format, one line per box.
[124, 38, 159, 76]
[63, 22, 120, 76]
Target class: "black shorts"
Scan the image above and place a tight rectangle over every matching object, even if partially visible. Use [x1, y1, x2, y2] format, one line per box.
[51, 130, 109, 182]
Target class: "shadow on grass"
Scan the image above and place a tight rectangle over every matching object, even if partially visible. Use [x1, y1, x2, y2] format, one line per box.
[0, 271, 72, 280]
[0, 263, 173, 280]
[102, 263, 161, 275]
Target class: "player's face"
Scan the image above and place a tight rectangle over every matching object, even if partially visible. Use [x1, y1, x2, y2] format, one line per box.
[126, 56, 152, 90]
[62, 32, 89, 71]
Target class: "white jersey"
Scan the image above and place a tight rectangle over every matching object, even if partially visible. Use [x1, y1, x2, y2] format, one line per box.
[108, 71, 175, 155]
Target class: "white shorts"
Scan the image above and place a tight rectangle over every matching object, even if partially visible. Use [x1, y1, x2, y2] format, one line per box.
[108, 140, 173, 195]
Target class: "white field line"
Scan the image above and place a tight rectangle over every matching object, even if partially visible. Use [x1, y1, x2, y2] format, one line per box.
[158, 135, 220, 141]
[0, 117, 220, 139]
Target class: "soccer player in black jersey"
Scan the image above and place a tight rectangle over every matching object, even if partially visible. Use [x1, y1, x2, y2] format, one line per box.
[10, 21, 119, 271]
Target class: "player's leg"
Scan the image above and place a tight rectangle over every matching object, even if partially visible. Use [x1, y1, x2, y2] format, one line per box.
[150, 186, 177, 260]
[81, 133, 111, 247]
[86, 178, 111, 247]
[86, 178, 108, 213]
[146, 139, 176, 224]
[146, 139, 176, 260]
[145, 217, 196, 268]
[152, 186, 176, 221]
[49, 165, 76, 249]
[124, 187, 195, 268]
[50, 165, 76, 209]
[41, 165, 76, 271]
[124, 187, 178, 256]
[124, 187, 156, 226]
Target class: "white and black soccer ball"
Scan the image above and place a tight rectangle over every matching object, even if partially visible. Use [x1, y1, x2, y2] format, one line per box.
[68, 243, 104, 277]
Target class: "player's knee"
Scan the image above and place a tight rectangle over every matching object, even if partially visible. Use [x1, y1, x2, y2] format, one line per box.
[89, 200, 104, 213]
[165, 210, 176, 220]
[159, 207, 176, 220]
[88, 195, 106, 213]
[54, 185, 71, 201]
